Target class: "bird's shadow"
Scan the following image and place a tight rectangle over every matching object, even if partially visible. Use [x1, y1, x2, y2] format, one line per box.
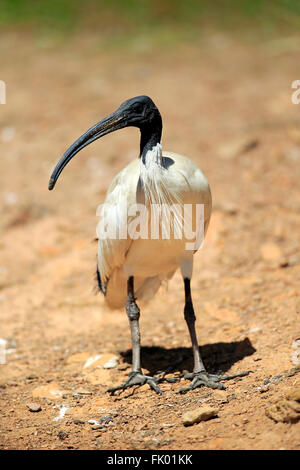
[119, 337, 256, 376]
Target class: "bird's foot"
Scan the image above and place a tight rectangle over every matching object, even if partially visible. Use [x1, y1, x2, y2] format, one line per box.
[153, 356, 183, 383]
[106, 370, 178, 396]
[177, 369, 252, 394]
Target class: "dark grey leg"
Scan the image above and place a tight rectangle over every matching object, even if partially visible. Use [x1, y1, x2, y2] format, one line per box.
[107, 276, 175, 395]
[183, 278, 206, 373]
[126, 276, 141, 373]
[178, 278, 251, 394]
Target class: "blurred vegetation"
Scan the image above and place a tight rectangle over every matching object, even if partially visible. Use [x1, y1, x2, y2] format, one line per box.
[0, 0, 300, 45]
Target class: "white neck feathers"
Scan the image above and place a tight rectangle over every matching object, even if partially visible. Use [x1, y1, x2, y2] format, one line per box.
[139, 143, 182, 208]
[140, 144, 167, 205]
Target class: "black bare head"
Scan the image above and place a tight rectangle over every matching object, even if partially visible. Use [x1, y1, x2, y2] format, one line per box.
[48, 95, 162, 190]
[117, 95, 162, 131]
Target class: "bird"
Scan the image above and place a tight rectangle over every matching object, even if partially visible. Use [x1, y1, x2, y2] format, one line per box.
[49, 95, 250, 395]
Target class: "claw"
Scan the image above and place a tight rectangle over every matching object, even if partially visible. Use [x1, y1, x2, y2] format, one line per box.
[147, 378, 163, 395]
[106, 371, 163, 395]
[106, 368, 181, 396]
[177, 370, 252, 394]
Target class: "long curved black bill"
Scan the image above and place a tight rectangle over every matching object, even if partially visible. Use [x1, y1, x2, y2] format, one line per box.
[48, 111, 125, 190]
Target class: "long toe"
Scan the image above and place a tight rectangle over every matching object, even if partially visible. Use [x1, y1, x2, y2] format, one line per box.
[178, 372, 225, 393]
[177, 369, 252, 394]
[106, 371, 163, 396]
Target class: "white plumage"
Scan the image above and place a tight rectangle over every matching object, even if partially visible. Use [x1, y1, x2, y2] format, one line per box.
[49, 95, 250, 394]
[97, 146, 212, 309]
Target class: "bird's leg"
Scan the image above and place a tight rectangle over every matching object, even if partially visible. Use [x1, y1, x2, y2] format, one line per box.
[107, 276, 165, 395]
[177, 278, 251, 394]
[127, 276, 141, 374]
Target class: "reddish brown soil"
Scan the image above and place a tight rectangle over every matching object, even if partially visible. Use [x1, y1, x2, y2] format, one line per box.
[0, 32, 300, 450]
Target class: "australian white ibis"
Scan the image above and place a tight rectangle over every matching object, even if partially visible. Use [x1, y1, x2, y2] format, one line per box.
[49, 95, 250, 395]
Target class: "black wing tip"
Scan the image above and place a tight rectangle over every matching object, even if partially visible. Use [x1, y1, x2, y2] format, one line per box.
[96, 266, 106, 295]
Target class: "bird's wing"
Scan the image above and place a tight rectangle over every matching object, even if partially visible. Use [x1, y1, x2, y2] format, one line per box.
[162, 151, 212, 252]
[96, 158, 140, 289]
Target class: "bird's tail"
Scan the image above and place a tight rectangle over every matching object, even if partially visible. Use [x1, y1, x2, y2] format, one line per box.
[103, 269, 176, 310]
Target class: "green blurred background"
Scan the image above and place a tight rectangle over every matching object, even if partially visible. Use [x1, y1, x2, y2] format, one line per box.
[1, 0, 300, 46]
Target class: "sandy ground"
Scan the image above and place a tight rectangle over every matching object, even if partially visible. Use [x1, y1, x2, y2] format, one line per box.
[0, 31, 300, 450]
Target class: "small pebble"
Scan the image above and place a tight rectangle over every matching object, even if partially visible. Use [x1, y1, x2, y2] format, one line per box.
[182, 406, 218, 426]
[103, 357, 119, 369]
[74, 388, 92, 395]
[57, 430, 68, 440]
[227, 393, 237, 402]
[73, 419, 84, 425]
[91, 424, 102, 430]
[27, 402, 42, 412]
[88, 419, 100, 426]
[26, 374, 39, 381]
[100, 415, 114, 424]
[258, 385, 270, 393]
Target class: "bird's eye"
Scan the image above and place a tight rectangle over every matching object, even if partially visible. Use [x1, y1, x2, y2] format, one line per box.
[132, 103, 143, 114]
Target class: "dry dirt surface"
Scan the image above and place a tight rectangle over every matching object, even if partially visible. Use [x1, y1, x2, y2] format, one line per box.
[0, 32, 300, 450]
